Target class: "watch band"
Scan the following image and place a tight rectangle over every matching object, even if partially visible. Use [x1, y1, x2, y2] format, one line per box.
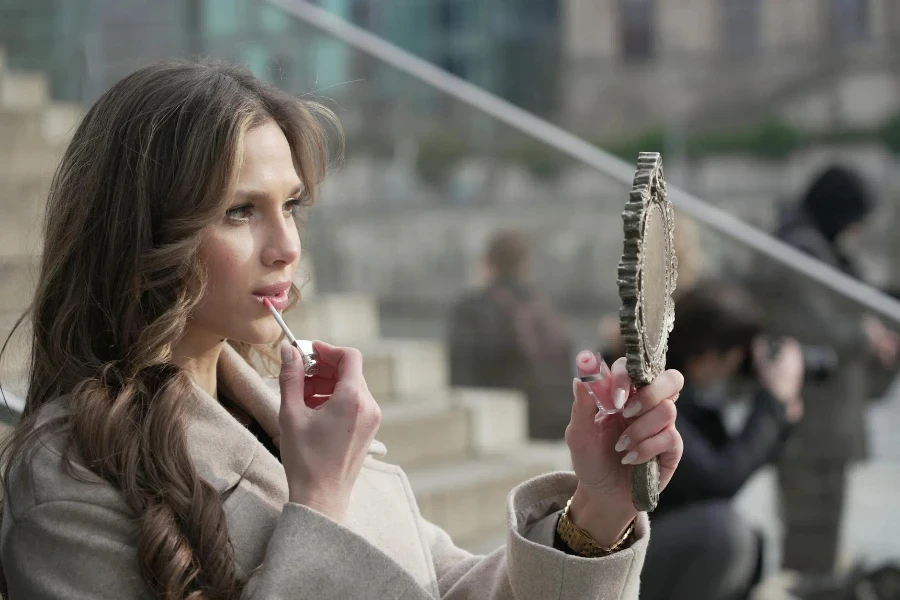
[556, 497, 636, 558]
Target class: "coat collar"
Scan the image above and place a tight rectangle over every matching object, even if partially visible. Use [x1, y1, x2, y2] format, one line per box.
[184, 343, 386, 495]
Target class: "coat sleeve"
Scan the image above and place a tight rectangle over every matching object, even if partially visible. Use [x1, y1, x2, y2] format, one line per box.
[2, 499, 434, 600]
[422, 472, 648, 600]
[665, 390, 791, 502]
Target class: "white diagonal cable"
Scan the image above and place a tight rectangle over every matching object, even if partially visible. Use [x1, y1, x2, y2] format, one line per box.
[268, 0, 900, 324]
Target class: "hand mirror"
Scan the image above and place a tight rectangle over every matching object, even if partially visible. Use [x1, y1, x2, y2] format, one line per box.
[617, 152, 678, 512]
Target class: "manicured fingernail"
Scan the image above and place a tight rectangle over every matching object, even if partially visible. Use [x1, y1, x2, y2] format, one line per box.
[615, 435, 631, 452]
[623, 400, 642, 419]
[613, 388, 628, 410]
[280, 341, 293, 364]
[621, 451, 638, 465]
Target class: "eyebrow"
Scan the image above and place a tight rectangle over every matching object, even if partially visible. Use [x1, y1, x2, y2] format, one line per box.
[233, 182, 304, 203]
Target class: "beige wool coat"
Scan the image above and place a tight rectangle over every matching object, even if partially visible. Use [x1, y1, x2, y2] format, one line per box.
[1, 344, 649, 599]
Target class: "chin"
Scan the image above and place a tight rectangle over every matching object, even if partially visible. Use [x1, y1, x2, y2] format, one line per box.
[226, 319, 283, 346]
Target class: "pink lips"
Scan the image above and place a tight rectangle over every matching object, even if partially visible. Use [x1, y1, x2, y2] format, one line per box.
[253, 281, 291, 311]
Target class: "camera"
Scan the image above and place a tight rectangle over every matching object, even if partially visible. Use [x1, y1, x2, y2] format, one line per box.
[739, 337, 838, 383]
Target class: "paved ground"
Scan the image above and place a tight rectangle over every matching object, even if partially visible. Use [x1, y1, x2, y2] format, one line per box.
[735, 380, 900, 576]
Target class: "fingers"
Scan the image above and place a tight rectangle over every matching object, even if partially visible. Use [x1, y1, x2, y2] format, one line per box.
[303, 376, 337, 398]
[620, 424, 681, 466]
[572, 351, 612, 421]
[609, 357, 632, 412]
[656, 427, 684, 490]
[614, 399, 676, 454]
[310, 341, 364, 382]
[621, 369, 683, 419]
[279, 341, 307, 408]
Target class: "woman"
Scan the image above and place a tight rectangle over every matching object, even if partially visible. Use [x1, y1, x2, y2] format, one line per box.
[0, 60, 683, 599]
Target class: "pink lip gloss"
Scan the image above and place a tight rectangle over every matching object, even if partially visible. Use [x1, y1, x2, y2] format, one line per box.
[576, 351, 619, 417]
[263, 298, 319, 377]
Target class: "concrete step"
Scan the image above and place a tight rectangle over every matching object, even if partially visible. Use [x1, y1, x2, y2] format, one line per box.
[0, 179, 49, 257]
[377, 387, 528, 469]
[0, 71, 48, 111]
[0, 102, 81, 146]
[378, 397, 471, 468]
[283, 293, 379, 346]
[0, 141, 63, 181]
[450, 387, 529, 456]
[408, 444, 570, 543]
[0, 256, 38, 314]
[0, 216, 43, 259]
[40, 103, 83, 141]
[358, 338, 448, 401]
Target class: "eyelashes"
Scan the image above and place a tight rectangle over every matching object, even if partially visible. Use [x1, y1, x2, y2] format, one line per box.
[225, 197, 309, 223]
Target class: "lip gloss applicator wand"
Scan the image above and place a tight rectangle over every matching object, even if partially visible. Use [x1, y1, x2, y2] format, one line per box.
[262, 298, 319, 377]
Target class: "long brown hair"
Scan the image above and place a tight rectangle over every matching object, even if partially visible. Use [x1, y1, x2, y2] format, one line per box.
[0, 59, 339, 598]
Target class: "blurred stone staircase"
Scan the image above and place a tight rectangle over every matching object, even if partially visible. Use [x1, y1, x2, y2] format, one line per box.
[0, 51, 569, 553]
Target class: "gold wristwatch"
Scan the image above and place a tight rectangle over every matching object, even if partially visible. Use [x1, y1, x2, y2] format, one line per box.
[556, 497, 636, 558]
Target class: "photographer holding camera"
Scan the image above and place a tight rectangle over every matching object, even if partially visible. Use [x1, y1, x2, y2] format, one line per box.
[641, 281, 803, 600]
[750, 164, 900, 580]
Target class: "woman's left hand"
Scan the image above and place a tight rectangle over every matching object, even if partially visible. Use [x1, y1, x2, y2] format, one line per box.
[564, 354, 684, 547]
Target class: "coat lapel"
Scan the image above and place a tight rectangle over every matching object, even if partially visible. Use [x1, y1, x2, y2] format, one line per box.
[184, 343, 386, 497]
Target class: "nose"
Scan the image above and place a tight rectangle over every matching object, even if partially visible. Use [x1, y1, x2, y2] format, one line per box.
[260, 213, 301, 268]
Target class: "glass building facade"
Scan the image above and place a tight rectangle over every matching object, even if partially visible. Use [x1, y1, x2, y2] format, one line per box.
[0, 0, 561, 117]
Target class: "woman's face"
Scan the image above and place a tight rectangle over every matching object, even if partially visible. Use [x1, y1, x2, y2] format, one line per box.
[191, 120, 304, 347]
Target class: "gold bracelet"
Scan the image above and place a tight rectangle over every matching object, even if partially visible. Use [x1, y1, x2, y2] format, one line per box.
[556, 497, 636, 558]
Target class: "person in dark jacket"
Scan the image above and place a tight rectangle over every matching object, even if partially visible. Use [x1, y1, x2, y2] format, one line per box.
[750, 164, 898, 576]
[446, 229, 573, 439]
[641, 281, 804, 600]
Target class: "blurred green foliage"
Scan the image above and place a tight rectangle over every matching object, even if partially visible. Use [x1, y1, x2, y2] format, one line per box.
[415, 132, 471, 186]
[880, 113, 900, 154]
[498, 140, 568, 181]
[358, 112, 900, 186]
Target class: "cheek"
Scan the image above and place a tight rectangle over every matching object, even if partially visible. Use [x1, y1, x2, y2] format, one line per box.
[196, 232, 256, 318]
[204, 243, 247, 293]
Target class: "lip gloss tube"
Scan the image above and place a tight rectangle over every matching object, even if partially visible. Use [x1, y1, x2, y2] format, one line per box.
[263, 298, 319, 377]
[575, 351, 618, 418]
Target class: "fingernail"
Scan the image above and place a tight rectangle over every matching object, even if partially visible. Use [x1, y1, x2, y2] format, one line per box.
[280, 341, 293, 364]
[615, 435, 631, 452]
[621, 451, 638, 465]
[623, 400, 642, 419]
[572, 378, 579, 397]
[613, 388, 628, 410]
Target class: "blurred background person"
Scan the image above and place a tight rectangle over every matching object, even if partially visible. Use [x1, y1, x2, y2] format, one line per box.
[447, 229, 574, 439]
[750, 164, 899, 578]
[640, 281, 804, 600]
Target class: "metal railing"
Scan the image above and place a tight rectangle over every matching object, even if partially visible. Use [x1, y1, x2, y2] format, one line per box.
[269, 0, 900, 325]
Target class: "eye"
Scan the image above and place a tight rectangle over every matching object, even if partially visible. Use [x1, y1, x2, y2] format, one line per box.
[225, 203, 254, 222]
[284, 197, 306, 218]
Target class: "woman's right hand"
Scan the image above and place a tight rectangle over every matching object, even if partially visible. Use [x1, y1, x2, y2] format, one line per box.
[277, 340, 382, 523]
